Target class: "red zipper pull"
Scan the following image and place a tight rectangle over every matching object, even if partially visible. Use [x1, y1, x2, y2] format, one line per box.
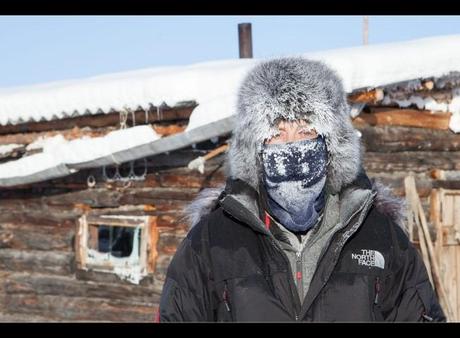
[264, 211, 270, 230]
[223, 284, 231, 312]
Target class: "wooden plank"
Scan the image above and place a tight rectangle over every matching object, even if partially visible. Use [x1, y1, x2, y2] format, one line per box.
[0, 202, 82, 226]
[418, 197, 454, 320]
[447, 246, 458, 320]
[147, 216, 159, 274]
[430, 190, 442, 266]
[2, 272, 162, 305]
[0, 105, 195, 135]
[0, 294, 156, 322]
[405, 176, 454, 319]
[0, 222, 73, 252]
[88, 224, 99, 250]
[357, 125, 460, 152]
[444, 194, 454, 227]
[152, 123, 187, 136]
[457, 246, 460, 321]
[348, 88, 384, 104]
[0, 187, 201, 209]
[432, 181, 460, 191]
[86, 215, 147, 228]
[363, 151, 460, 173]
[354, 109, 451, 129]
[0, 126, 115, 147]
[75, 217, 84, 270]
[454, 195, 460, 243]
[0, 311, 63, 322]
[0, 249, 73, 276]
[367, 172, 433, 198]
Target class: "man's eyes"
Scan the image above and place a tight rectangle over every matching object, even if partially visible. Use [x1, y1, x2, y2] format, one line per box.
[299, 129, 315, 135]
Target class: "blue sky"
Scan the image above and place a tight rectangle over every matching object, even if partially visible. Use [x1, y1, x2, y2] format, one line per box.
[2, 15, 460, 88]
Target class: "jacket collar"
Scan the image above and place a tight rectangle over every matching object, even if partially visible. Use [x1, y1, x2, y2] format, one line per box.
[219, 169, 375, 237]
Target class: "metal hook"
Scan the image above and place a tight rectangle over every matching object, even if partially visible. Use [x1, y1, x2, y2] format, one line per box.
[87, 175, 96, 188]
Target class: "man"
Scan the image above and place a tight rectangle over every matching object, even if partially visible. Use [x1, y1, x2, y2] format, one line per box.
[159, 57, 446, 322]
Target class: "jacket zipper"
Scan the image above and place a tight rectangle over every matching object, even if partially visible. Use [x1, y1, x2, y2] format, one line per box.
[296, 250, 303, 303]
[220, 192, 374, 322]
[297, 191, 377, 321]
[223, 281, 231, 313]
[270, 238, 302, 321]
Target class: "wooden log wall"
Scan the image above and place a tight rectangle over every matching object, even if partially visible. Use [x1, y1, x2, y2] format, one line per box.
[1, 93, 460, 321]
[0, 135, 227, 321]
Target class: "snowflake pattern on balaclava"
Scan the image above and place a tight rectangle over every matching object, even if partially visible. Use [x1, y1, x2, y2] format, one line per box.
[261, 135, 328, 233]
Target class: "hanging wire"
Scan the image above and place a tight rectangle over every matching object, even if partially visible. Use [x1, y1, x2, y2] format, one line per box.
[100, 107, 149, 183]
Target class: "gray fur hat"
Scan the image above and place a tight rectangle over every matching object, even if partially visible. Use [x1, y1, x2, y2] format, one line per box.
[227, 57, 361, 194]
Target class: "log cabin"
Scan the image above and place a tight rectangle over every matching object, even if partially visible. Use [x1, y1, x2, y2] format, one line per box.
[1, 35, 460, 321]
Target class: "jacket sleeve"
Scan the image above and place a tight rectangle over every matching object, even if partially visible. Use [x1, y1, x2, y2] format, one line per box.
[158, 228, 214, 322]
[385, 233, 446, 322]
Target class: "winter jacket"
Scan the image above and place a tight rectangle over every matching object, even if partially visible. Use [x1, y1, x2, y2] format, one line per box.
[159, 175, 446, 322]
[159, 57, 446, 322]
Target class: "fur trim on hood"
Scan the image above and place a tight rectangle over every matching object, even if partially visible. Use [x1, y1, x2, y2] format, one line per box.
[227, 57, 361, 194]
[183, 180, 407, 233]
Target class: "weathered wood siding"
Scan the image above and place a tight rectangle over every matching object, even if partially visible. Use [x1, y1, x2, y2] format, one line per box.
[0, 140, 225, 322]
[1, 103, 460, 321]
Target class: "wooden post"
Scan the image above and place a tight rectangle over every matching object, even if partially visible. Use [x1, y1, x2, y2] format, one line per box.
[238, 23, 253, 58]
[405, 176, 455, 321]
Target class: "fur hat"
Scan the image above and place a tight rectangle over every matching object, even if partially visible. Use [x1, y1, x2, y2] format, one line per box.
[182, 57, 407, 231]
[227, 57, 362, 194]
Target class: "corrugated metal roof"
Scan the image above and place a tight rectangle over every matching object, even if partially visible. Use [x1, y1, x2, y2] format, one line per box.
[2, 35, 460, 127]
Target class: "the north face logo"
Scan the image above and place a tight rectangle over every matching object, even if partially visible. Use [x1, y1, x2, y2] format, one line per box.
[351, 249, 385, 269]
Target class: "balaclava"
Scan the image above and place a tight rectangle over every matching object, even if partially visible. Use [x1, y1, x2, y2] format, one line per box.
[260, 135, 328, 232]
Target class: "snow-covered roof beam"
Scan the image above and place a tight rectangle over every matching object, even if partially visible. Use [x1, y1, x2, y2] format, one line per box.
[0, 116, 235, 187]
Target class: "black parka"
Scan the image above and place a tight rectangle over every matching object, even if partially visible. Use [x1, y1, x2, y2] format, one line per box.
[159, 175, 446, 322]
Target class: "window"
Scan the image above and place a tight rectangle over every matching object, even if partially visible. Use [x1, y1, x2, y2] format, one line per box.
[76, 214, 158, 284]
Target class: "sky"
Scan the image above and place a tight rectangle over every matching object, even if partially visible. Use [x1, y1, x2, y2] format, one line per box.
[1, 15, 460, 88]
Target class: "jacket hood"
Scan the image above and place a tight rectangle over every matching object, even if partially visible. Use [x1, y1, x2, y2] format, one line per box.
[227, 57, 362, 194]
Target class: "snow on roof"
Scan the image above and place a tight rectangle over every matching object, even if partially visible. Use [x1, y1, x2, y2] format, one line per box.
[2, 34, 460, 187]
[2, 34, 460, 129]
[0, 143, 23, 157]
[0, 116, 235, 187]
[0, 125, 159, 184]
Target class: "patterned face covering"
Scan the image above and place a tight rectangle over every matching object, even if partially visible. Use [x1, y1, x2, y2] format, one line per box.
[261, 135, 328, 233]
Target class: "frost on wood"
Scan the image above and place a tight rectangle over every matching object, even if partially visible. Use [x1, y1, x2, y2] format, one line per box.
[382, 88, 460, 133]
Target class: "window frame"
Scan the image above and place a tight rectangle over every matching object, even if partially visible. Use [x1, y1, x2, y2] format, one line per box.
[75, 213, 158, 284]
